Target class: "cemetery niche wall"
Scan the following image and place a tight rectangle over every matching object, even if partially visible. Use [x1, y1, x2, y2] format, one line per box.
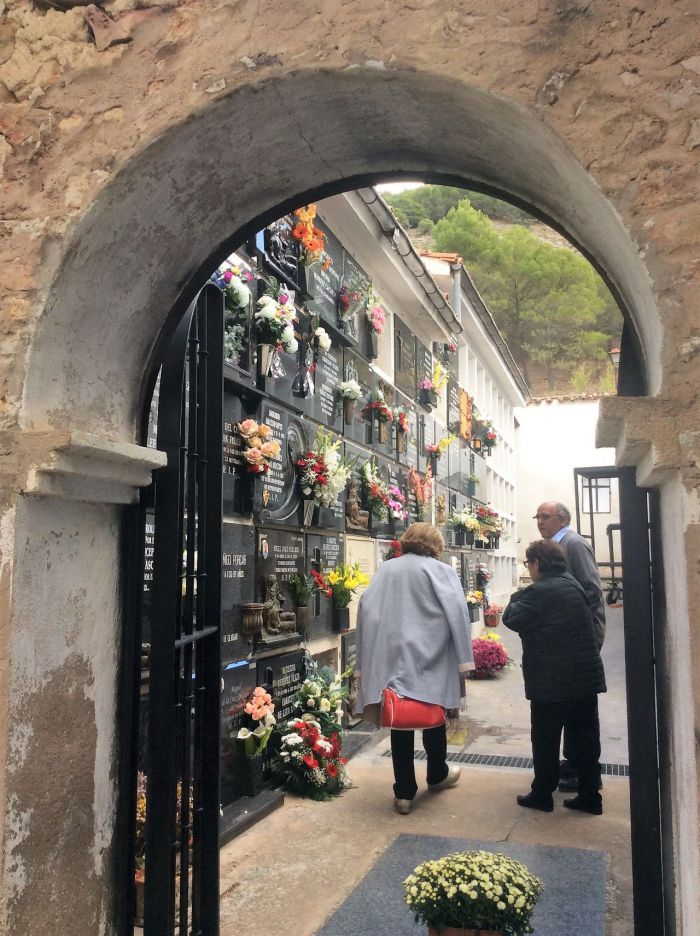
[140, 193, 518, 826]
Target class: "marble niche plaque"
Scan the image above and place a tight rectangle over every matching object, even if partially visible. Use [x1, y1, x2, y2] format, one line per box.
[220, 658, 258, 807]
[415, 339, 433, 406]
[394, 316, 416, 400]
[305, 215, 345, 330]
[338, 251, 371, 351]
[258, 403, 304, 526]
[255, 528, 305, 649]
[308, 342, 344, 432]
[220, 522, 256, 664]
[344, 534, 376, 629]
[344, 440, 371, 535]
[447, 378, 460, 435]
[342, 352, 373, 446]
[222, 392, 252, 517]
[257, 649, 306, 724]
[306, 532, 344, 639]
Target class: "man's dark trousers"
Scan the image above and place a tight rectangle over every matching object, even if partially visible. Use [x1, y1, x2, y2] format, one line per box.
[531, 695, 602, 802]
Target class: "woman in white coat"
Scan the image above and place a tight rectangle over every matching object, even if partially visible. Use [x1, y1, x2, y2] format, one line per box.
[355, 523, 474, 814]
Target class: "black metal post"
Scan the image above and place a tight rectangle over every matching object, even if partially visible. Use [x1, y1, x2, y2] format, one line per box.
[618, 467, 665, 935]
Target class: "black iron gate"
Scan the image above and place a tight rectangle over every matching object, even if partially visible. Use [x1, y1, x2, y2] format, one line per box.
[137, 284, 224, 935]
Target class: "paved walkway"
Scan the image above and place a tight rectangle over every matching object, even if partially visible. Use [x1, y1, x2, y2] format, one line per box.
[219, 607, 631, 935]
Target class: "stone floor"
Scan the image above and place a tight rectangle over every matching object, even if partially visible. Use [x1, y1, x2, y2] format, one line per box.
[219, 608, 632, 935]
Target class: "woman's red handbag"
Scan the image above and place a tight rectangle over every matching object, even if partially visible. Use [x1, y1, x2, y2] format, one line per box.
[380, 687, 446, 730]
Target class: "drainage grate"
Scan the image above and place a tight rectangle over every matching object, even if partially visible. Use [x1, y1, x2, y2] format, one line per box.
[381, 750, 629, 777]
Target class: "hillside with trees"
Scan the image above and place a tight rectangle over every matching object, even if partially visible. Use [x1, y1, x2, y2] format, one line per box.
[383, 186, 622, 395]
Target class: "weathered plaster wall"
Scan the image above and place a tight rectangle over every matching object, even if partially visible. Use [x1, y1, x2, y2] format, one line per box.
[0, 1, 699, 933]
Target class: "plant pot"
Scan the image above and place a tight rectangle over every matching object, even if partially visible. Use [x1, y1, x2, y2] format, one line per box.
[484, 613, 500, 628]
[419, 388, 438, 409]
[396, 428, 407, 455]
[428, 926, 503, 935]
[295, 605, 308, 637]
[333, 606, 350, 633]
[257, 343, 274, 377]
[237, 752, 264, 798]
[343, 397, 356, 423]
[474, 538, 487, 550]
[465, 531, 475, 546]
[468, 605, 480, 624]
[454, 529, 465, 546]
[367, 330, 379, 359]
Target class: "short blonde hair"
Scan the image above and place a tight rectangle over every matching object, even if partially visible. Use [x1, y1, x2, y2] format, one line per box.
[399, 523, 444, 559]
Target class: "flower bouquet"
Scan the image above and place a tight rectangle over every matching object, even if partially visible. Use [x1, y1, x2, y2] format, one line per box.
[393, 406, 410, 453]
[211, 264, 255, 366]
[383, 538, 403, 561]
[292, 204, 329, 267]
[387, 484, 408, 523]
[477, 506, 504, 548]
[361, 388, 394, 442]
[235, 686, 276, 756]
[254, 280, 298, 376]
[295, 429, 355, 523]
[365, 300, 386, 357]
[312, 562, 369, 632]
[465, 589, 484, 622]
[403, 849, 543, 936]
[336, 378, 362, 422]
[293, 665, 350, 734]
[271, 718, 350, 800]
[236, 419, 281, 474]
[360, 459, 393, 522]
[471, 634, 510, 677]
[447, 509, 481, 546]
[408, 464, 433, 521]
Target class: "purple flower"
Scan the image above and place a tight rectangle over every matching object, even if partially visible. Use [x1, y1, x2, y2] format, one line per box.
[279, 293, 289, 306]
[223, 270, 233, 283]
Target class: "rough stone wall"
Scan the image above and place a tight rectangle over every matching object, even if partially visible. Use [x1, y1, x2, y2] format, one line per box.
[0, 0, 699, 933]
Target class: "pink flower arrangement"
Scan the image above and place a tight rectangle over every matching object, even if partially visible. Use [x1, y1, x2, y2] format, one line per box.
[471, 636, 510, 675]
[366, 303, 386, 335]
[419, 378, 434, 390]
[387, 484, 408, 521]
[236, 420, 281, 474]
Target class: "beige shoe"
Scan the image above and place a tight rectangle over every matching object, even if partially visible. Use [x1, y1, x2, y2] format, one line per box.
[394, 798, 412, 815]
[428, 764, 461, 792]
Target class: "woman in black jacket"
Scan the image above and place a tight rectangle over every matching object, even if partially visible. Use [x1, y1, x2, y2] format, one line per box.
[503, 539, 606, 815]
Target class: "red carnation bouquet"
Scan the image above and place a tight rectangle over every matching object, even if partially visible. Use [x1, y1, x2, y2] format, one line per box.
[271, 718, 350, 800]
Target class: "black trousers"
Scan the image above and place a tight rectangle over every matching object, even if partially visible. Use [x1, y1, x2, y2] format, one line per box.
[530, 694, 602, 801]
[391, 725, 448, 800]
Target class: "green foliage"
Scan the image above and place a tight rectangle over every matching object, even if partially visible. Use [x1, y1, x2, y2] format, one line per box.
[384, 185, 533, 227]
[432, 200, 623, 390]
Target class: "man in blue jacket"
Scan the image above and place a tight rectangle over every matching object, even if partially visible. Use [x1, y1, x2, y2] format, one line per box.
[504, 539, 606, 814]
[535, 501, 606, 792]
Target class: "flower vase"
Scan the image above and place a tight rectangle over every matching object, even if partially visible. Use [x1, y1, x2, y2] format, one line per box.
[333, 605, 350, 633]
[377, 418, 388, 445]
[257, 343, 274, 378]
[295, 605, 308, 637]
[419, 388, 437, 409]
[343, 397, 356, 423]
[396, 429, 407, 455]
[302, 497, 317, 527]
[241, 602, 264, 642]
[454, 529, 465, 546]
[465, 531, 475, 546]
[484, 613, 500, 628]
[427, 926, 503, 935]
[468, 605, 480, 624]
[429, 454, 439, 477]
[237, 752, 264, 798]
[367, 330, 379, 360]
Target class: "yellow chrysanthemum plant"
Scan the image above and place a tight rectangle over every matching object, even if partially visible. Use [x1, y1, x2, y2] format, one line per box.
[403, 850, 543, 936]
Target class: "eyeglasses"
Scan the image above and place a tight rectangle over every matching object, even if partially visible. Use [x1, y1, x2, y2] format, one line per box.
[532, 513, 563, 521]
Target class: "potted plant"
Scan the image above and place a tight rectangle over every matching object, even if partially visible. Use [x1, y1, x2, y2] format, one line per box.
[287, 573, 314, 636]
[483, 602, 504, 628]
[295, 428, 355, 526]
[465, 589, 484, 624]
[336, 378, 362, 423]
[311, 562, 369, 633]
[447, 510, 481, 546]
[233, 686, 276, 797]
[361, 388, 394, 445]
[470, 633, 511, 678]
[365, 300, 386, 359]
[253, 282, 299, 377]
[403, 848, 542, 935]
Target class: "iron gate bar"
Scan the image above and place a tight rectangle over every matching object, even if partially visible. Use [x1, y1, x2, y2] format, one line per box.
[619, 468, 665, 935]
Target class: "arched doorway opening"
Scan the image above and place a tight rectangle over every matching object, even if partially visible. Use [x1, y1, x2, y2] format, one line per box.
[13, 68, 681, 936]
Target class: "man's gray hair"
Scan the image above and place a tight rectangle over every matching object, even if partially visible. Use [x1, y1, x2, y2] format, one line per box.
[554, 502, 571, 523]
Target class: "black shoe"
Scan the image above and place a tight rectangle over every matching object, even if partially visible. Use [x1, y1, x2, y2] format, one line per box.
[563, 795, 603, 815]
[517, 792, 554, 812]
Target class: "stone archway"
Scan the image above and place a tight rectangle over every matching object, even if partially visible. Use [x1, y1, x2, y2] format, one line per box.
[3, 66, 696, 936]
